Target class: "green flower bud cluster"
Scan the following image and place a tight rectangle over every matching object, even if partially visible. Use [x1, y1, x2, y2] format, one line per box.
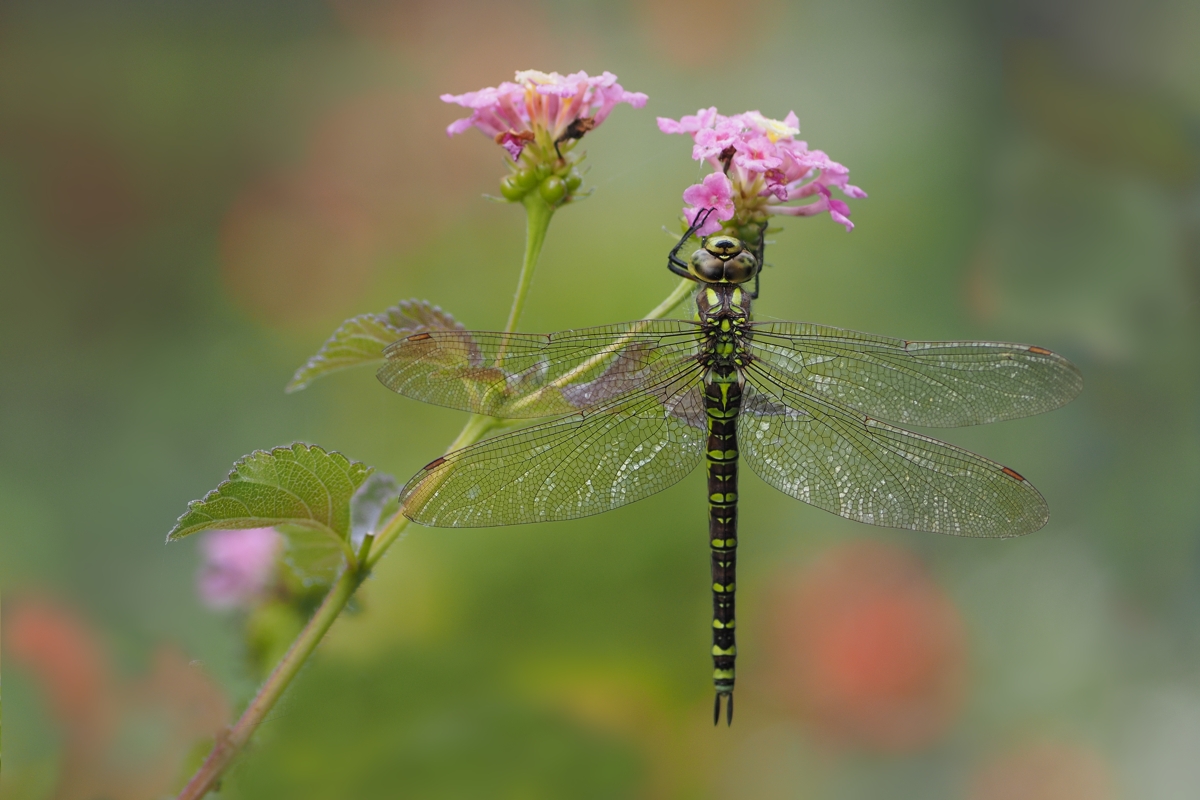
[727, 219, 769, 245]
[499, 160, 585, 206]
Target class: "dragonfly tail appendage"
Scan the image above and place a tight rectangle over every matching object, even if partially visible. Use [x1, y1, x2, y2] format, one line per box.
[705, 367, 741, 726]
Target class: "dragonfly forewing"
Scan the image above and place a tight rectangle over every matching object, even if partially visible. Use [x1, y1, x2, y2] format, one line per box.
[748, 322, 1083, 428]
[378, 321, 704, 419]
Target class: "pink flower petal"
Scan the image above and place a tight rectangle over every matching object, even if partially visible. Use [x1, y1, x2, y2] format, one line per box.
[445, 117, 477, 137]
[657, 117, 687, 134]
[763, 168, 790, 201]
[657, 107, 719, 135]
[681, 172, 735, 234]
[686, 206, 728, 236]
[693, 126, 739, 159]
[682, 171, 734, 209]
[496, 131, 530, 160]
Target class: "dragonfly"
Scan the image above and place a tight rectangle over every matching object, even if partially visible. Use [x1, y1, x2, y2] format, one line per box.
[377, 209, 1083, 725]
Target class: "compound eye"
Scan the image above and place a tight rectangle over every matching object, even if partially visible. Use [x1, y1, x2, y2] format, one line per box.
[689, 249, 725, 282]
[724, 251, 759, 283]
[704, 236, 742, 257]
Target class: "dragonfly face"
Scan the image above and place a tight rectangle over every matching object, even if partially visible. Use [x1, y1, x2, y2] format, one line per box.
[377, 215, 1082, 726]
[689, 235, 760, 284]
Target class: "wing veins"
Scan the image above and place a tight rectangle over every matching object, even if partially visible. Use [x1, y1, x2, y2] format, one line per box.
[747, 324, 1081, 427]
[743, 361, 921, 517]
[399, 359, 707, 526]
[740, 360, 1046, 536]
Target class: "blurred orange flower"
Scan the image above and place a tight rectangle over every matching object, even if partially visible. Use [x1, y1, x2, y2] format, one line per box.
[5, 595, 230, 800]
[766, 540, 967, 751]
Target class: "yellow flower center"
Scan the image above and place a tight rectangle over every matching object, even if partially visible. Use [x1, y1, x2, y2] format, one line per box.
[743, 111, 799, 142]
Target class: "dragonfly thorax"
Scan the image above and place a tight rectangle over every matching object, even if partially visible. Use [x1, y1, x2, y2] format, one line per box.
[689, 235, 760, 284]
[696, 284, 753, 362]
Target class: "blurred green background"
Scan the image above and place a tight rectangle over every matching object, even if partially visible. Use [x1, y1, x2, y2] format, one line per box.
[2, 0, 1198, 797]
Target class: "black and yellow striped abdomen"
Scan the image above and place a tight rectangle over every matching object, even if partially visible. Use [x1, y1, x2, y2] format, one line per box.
[695, 282, 752, 726]
[706, 364, 741, 724]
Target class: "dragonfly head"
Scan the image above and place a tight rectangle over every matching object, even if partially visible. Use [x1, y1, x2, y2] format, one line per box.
[689, 235, 760, 284]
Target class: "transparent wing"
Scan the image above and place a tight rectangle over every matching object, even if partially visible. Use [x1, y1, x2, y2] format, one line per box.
[739, 360, 1049, 537]
[377, 320, 703, 418]
[398, 364, 707, 527]
[749, 322, 1082, 427]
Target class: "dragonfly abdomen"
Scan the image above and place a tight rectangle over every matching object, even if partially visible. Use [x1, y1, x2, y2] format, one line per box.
[705, 364, 742, 725]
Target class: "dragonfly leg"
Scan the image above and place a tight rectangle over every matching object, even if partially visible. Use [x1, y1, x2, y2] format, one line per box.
[747, 219, 768, 299]
[668, 207, 717, 278]
[753, 219, 768, 263]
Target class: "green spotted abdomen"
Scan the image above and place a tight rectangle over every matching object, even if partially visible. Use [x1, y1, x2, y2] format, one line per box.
[705, 364, 740, 724]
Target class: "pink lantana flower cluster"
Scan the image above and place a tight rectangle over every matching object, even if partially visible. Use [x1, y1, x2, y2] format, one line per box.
[443, 70, 647, 207]
[197, 527, 282, 611]
[658, 108, 866, 237]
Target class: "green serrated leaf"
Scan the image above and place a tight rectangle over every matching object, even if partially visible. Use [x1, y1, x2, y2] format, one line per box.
[166, 443, 374, 545]
[286, 299, 463, 392]
[279, 524, 345, 588]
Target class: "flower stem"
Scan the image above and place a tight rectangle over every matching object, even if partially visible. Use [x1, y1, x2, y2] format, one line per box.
[502, 193, 554, 334]
[365, 412, 496, 570]
[176, 564, 363, 800]
[644, 276, 694, 320]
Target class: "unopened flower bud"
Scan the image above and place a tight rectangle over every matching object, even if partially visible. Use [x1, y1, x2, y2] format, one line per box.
[539, 175, 566, 204]
[500, 174, 526, 201]
[515, 168, 539, 190]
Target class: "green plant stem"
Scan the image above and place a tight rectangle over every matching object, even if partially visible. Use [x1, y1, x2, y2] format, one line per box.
[175, 207, 695, 799]
[365, 412, 496, 570]
[646, 277, 694, 320]
[176, 565, 362, 800]
[502, 194, 554, 335]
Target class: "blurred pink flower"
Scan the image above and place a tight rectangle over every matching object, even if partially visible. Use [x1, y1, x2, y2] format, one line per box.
[442, 70, 648, 161]
[197, 527, 282, 611]
[658, 108, 866, 233]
